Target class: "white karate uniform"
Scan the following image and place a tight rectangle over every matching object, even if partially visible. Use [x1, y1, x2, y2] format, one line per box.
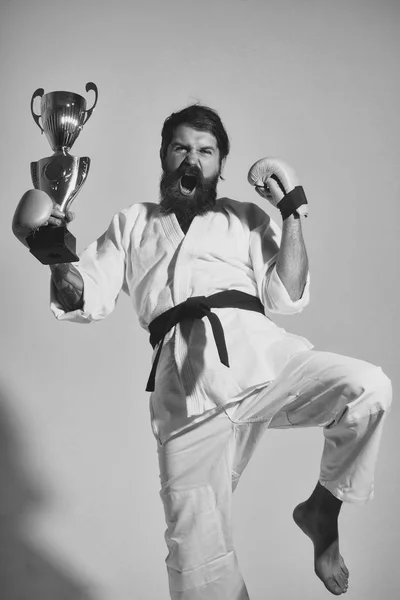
[50, 198, 392, 600]
[51, 198, 314, 444]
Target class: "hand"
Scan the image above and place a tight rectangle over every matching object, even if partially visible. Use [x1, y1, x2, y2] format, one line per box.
[47, 205, 75, 227]
[12, 189, 75, 247]
[247, 157, 308, 218]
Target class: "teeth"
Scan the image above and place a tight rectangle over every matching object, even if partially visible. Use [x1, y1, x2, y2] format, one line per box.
[180, 175, 196, 195]
[180, 182, 194, 195]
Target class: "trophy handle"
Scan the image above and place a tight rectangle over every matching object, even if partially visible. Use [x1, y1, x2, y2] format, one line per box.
[31, 88, 45, 133]
[30, 162, 39, 189]
[83, 82, 98, 125]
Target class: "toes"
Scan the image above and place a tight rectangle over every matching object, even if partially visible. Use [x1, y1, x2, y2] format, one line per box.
[324, 572, 349, 595]
[336, 572, 349, 594]
[326, 577, 344, 595]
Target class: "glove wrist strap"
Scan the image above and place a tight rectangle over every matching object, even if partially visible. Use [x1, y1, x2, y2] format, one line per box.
[278, 186, 308, 220]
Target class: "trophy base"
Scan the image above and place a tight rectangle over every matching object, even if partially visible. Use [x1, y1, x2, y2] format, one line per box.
[26, 225, 79, 265]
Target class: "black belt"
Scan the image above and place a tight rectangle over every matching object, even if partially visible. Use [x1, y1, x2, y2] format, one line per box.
[146, 290, 264, 392]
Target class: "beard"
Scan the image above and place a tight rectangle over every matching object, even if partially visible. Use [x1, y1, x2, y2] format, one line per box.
[159, 161, 220, 223]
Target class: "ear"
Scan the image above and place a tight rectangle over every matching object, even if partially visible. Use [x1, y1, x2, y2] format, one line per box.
[219, 157, 227, 179]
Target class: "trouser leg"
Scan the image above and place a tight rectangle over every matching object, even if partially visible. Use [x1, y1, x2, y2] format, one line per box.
[303, 353, 392, 503]
[157, 412, 250, 600]
[226, 350, 393, 504]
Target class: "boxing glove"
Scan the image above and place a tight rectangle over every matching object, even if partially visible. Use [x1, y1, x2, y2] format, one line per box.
[12, 189, 53, 247]
[247, 158, 308, 219]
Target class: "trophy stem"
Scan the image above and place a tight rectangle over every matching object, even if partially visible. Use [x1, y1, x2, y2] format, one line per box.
[31, 152, 90, 216]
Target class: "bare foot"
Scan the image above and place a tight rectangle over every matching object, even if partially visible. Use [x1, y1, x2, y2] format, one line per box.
[293, 496, 349, 595]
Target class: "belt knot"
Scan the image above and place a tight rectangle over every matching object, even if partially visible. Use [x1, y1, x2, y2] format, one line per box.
[145, 290, 265, 393]
[180, 296, 210, 319]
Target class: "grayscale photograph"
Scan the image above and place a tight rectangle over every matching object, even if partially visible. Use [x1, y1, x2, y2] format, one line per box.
[0, 1, 398, 599]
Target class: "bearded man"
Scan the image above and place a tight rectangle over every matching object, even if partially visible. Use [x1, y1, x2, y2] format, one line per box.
[13, 104, 393, 599]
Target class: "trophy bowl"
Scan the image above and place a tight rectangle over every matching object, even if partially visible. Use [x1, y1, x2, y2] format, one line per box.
[31, 82, 98, 152]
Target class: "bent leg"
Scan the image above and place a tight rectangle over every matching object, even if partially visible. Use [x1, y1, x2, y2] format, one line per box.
[273, 351, 393, 503]
[225, 349, 392, 501]
[275, 351, 392, 594]
[157, 413, 250, 600]
[225, 349, 392, 595]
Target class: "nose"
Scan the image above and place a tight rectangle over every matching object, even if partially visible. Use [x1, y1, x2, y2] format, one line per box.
[186, 149, 199, 166]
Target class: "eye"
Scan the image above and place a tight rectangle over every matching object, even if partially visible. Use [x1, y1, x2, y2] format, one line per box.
[201, 148, 213, 155]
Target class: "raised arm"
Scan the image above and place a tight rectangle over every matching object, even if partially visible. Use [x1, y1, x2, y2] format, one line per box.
[276, 213, 308, 302]
[248, 158, 310, 314]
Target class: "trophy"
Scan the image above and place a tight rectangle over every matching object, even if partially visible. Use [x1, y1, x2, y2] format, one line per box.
[26, 82, 98, 264]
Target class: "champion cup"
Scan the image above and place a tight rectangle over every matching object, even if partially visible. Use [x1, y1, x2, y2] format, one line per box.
[27, 82, 98, 264]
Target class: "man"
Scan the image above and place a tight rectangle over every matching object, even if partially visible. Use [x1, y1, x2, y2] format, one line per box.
[14, 105, 392, 599]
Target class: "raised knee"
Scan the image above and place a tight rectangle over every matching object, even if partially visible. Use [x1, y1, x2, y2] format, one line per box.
[345, 366, 392, 413]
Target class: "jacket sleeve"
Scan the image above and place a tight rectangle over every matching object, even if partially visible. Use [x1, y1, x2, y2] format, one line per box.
[248, 203, 310, 315]
[50, 208, 133, 323]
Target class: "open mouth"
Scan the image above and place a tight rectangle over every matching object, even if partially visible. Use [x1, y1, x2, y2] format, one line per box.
[179, 174, 197, 195]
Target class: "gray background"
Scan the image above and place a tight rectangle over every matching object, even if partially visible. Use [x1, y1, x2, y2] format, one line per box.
[0, 0, 398, 598]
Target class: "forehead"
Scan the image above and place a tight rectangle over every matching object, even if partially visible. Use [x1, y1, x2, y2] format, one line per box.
[170, 124, 218, 148]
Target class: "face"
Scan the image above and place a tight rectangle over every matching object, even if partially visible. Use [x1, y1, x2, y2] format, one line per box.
[165, 125, 222, 182]
[159, 125, 224, 221]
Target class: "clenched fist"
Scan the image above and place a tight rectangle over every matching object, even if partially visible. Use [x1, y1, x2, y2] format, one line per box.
[247, 158, 308, 220]
[12, 189, 75, 248]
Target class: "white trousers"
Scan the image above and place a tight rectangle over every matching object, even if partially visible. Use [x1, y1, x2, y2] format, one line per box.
[157, 350, 392, 600]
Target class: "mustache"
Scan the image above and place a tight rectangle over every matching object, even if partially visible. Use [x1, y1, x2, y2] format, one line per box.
[164, 161, 204, 186]
[178, 161, 201, 177]
[160, 161, 220, 198]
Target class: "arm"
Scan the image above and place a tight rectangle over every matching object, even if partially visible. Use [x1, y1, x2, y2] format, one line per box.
[276, 214, 309, 302]
[248, 203, 310, 315]
[50, 263, 84, 312]
[50, 208, 134, 323]
[248, 157, 310, 310]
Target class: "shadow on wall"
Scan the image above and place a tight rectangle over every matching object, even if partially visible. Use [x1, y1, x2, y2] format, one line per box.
[0, 385, 97, 600]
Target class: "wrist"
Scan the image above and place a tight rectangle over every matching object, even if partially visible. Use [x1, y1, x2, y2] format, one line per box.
[281, 213, 303, 230]
[278, 186, 308, 221]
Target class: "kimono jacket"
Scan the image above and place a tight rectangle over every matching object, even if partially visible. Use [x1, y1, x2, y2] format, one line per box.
[51, 197, 313, 444]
